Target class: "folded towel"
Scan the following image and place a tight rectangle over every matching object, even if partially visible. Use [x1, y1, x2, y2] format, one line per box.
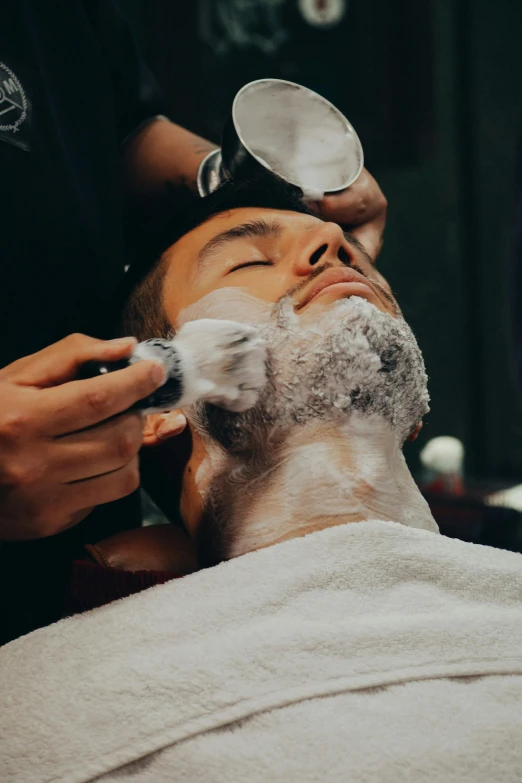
[3, 520, 522, 783]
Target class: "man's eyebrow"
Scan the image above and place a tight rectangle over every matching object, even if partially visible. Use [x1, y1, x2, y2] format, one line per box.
[197, 219, 283, 273]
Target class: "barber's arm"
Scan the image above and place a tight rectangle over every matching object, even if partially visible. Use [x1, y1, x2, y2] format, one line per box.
[121, 118, 216, 198]
[105, 0, 386, 259]
[0, 336, 164, 541]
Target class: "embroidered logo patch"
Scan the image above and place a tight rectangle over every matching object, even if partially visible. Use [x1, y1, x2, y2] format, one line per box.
[298, 0, 346, 28]
[0, 61, 31, 151]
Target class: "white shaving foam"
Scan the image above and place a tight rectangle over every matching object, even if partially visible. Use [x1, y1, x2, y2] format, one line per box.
[220, 414, 437, 560]
[178, 289, 272, 329]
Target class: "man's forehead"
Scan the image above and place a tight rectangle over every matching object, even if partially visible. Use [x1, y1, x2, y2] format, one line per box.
[168, 207, 323, 262]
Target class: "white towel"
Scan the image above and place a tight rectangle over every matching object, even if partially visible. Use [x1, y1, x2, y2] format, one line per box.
[2, 520, 522, 783]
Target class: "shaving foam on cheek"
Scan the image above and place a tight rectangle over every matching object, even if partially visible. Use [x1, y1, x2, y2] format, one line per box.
[177, 288, 273, 329]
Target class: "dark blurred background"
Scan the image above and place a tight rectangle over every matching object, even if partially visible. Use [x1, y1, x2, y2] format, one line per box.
[122, 0, 522, 483]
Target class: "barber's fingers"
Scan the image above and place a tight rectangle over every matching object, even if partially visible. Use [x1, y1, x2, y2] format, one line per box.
[51, 412, 145, 482]
[320, 169, 387, 226]
[318, 169, 387, 262]
[43, 360, 165, 436]
[350, 215, 387, 263]
[63, 456, 141, 511]
[0, 333, 138, 387]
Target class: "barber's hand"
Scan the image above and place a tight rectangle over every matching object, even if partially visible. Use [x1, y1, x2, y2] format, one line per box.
[0, 335, 166, 541]
[314, 168, 387, 262]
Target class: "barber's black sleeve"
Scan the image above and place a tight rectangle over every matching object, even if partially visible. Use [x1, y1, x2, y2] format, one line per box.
[512, 134, 522, 390]
[0, 0, 166, 644]
[85, 0, 167, 145]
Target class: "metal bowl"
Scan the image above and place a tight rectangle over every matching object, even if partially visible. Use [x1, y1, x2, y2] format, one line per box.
[198, 79, 364, 197]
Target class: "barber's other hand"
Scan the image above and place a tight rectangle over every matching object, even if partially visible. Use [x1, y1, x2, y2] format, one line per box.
[0, 335, 165, 541]
[314, 168, 387, 262]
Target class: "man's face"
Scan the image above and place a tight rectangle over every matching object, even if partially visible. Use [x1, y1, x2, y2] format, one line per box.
[145, 204, 429, 554]
[162, 207, 398, 325]
[158, 203, 426, 452]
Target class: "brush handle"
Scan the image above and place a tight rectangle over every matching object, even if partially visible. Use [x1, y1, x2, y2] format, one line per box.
[78, 339, 183, 414]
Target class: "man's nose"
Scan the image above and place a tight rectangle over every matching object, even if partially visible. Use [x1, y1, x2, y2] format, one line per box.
[291, 222, 349, 277]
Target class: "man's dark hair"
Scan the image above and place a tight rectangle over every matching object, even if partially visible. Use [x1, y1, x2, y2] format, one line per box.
[121, 177, 314, 341]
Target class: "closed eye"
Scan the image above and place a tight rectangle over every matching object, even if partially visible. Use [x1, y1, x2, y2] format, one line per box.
[228, 260, 273, 273]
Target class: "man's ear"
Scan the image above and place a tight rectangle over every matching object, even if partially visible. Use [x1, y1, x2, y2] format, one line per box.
[142, 410, 188, 446]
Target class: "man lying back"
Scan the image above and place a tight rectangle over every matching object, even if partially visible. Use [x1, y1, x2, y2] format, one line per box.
[3, 178, 522, 783]
[123, 176, 437, 563]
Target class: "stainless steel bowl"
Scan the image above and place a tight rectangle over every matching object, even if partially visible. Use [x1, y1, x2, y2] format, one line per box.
[198, 78, 364, 197]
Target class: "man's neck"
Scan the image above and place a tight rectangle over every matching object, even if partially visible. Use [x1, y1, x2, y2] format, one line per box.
[201, 414, 438, 560]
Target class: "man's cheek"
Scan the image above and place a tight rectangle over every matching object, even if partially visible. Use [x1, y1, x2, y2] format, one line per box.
[215, 276, 289, 307]
[176, 287, 273, 329]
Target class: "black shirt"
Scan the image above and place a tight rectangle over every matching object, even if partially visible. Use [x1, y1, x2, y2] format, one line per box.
[0, 0, 165, 643]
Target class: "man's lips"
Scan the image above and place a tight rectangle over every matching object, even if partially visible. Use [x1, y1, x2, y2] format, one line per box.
[296, 267, 379, 310]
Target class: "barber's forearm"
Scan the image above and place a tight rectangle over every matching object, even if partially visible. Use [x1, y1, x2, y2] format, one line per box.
[122, 117, 216, 199]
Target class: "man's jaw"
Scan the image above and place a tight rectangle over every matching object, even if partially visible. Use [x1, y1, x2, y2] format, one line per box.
[190, 294, 429, 458]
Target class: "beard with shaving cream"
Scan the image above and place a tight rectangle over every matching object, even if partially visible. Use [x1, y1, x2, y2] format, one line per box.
[191, 295, 429, 454]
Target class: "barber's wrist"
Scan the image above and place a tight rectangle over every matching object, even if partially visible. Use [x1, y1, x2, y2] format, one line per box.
[197, 149, 223, 196]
